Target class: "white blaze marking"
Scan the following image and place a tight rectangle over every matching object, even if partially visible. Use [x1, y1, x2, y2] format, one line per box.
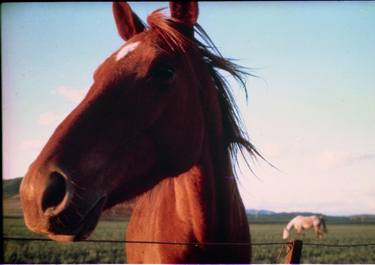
[115, 41, 140, 61]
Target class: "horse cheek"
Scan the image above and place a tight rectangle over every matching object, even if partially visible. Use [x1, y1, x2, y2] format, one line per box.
[153, 104, 204, 176]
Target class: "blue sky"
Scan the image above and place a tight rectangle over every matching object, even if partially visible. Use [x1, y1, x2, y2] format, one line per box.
[2, 2, 375, 215]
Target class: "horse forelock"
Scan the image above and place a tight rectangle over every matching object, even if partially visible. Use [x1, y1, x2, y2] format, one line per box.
[146, 9, 193, 53]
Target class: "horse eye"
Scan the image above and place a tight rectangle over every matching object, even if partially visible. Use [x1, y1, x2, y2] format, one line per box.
[149, 64, 175, 81]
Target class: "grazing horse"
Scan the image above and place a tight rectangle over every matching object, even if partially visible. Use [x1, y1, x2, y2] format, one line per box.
[283, 215, 328, 240]
[20, 2, 260, 263]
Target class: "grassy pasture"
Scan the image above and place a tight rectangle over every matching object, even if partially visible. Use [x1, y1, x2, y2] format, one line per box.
[3, 217, 127, 263]
[3, 217, 375, 263]
[250, 223, 375, 263]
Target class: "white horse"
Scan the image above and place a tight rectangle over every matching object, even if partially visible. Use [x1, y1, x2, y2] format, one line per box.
[282, 215, 327, 240]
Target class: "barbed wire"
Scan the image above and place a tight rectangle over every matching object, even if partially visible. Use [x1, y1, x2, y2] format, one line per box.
[3, 236, 286, 246]
[303, 242, 375, 248]
[3, 236, 375, 248]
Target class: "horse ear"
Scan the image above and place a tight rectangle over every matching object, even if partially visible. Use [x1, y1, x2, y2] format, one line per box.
[169, 1, 199, 27]
[112, 2, 145, 41]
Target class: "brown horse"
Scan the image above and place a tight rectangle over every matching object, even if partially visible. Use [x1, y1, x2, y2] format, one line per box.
[20, 2, 259, 263]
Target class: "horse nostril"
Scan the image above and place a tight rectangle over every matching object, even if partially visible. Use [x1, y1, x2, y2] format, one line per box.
[42, 171, 67, 212]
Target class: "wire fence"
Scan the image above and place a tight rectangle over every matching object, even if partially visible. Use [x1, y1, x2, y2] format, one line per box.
[3, 236, 285, 246]
[4, 236, 375, 264]
[3, 236, 375, 248]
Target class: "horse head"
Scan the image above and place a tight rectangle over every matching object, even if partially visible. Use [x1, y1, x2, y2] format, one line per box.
[20, 2, 210, 242]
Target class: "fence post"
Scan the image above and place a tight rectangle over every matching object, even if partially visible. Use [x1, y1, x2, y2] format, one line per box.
[284, 240, 303, 264]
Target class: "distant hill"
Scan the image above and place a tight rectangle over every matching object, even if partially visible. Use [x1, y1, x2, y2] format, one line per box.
[247, 210, 375, 224]
[3, 177, 23, 198]
[247, 209, 276, 216]
[3, 178, 375, 223]
[2, 177, 133, 219]
[3, 178, 23, 216]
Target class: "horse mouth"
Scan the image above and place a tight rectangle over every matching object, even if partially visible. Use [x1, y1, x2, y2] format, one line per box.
[47, 196, 106, 242]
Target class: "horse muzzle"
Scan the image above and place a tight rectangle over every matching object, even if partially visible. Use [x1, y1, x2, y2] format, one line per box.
[20, 168, 106, 242]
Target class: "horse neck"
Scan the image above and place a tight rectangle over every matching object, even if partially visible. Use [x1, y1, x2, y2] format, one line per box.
[128, 79, 248, 244]
[200, 94, 249, 243]
[286, 218, 296, 230]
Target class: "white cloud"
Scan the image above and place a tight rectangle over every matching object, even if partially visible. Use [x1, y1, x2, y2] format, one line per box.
[38, 111, 64, 127]
[52, 86, 87, 103]
[317, 150, 350, 170]
[317, 150, 375, 170]
[261, 143, 284, 159]
[19, 139, 44, 151]
[353, 153, 375, 162]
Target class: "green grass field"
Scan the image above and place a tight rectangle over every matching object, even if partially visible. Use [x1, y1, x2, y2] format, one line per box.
[3, 217, 375, 263]
[250, 223, 375, 263]
[3, 217, 127, 263]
